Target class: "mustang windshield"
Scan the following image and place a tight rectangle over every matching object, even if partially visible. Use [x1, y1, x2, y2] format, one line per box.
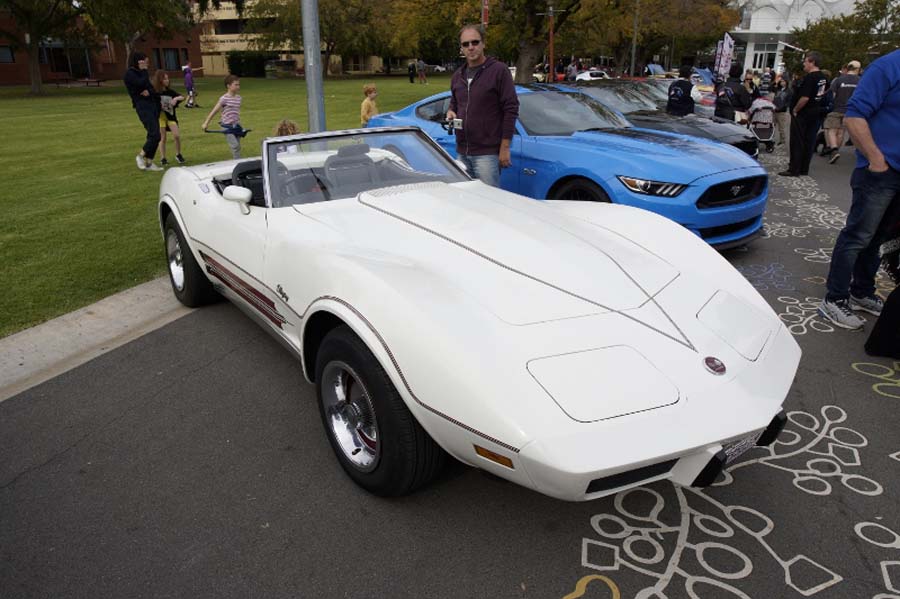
[517, 91, 631, 136]
[265, 129, 468, 207]
[577, 86, 658, 114]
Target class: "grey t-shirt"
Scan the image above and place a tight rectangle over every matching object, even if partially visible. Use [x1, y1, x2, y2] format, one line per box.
[830, 74, 860, 113]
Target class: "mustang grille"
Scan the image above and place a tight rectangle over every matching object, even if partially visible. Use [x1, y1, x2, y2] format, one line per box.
[696, 176, 767, 209]
[698, 216, 761, 240]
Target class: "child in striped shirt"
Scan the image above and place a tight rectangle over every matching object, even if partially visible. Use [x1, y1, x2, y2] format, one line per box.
[202, 75, 243, 158]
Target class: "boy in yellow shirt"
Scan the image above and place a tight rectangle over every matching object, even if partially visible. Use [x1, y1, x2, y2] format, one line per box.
[360, 83, 378, 126]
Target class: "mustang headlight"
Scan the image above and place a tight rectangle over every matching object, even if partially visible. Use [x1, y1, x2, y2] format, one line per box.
[617, 176, 687, 197]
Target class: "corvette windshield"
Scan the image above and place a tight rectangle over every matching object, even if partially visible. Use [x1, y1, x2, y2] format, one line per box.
[265, 130, 468, 207]
[577, 86, 658, 114]
[517, 91, 631, 135]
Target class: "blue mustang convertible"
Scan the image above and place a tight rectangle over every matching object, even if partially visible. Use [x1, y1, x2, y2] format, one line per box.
[367, 86, 768, 248]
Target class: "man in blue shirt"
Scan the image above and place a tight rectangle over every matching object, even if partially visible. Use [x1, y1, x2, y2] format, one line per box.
[818, 49, 900, 330]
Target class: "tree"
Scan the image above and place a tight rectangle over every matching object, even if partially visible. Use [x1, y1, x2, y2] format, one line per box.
[0, 0, 237, 94]
[790, 0, 899, 73]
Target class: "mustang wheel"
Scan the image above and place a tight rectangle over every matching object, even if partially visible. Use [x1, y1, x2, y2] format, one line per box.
[552, 178, 611, 203]
[316, 325, 445, 496]
[164, 213, 219, 307]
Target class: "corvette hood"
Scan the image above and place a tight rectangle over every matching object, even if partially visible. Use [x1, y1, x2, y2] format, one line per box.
[296, 181, 681, 325]
[559, 129, 752, 181]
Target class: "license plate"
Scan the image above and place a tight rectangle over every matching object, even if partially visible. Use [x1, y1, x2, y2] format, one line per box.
[723, 431, 763, 464]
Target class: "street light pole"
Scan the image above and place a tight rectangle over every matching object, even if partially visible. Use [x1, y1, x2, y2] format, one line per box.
[537, 3, 565, 82]
[630, 0, 640, 76]
[301, 0, 326, 132]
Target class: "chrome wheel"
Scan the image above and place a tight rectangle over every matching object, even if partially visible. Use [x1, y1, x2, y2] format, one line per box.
[321, 361, 380, 471]
[166, 229, 185, 292]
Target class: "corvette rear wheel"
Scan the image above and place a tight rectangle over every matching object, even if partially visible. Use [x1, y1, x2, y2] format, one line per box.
[164, 213, 218, 307]
[553, 178, 611, 203]
[316, 325, 445, 496]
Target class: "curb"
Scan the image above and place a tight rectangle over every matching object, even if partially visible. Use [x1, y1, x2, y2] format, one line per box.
[0, 277, 192, 403]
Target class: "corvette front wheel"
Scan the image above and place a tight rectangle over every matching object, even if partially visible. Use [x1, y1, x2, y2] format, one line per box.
[164, 213, 218, 307]
[552, 178, 611, 203]
[316, 325, 445, 496]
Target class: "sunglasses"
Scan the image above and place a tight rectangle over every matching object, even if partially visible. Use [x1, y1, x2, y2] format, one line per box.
[461, 39, 481, 48]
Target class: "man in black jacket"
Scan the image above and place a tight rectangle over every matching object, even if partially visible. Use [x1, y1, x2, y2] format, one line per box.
[666, 65, 702, 116]
[123, 52, 162, 171]
[714, 64, 752, 122]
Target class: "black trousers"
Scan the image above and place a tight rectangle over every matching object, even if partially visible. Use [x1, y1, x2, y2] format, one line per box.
[787, 112, 818, 175]
[136, 105, 161, 160]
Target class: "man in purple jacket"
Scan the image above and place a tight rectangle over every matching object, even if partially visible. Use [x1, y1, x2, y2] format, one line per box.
[445, 24, 519, 187]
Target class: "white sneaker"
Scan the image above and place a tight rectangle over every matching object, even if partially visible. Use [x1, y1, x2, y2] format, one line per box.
[817, 298, 866, 330]
[135, 155, 146, 170]
[145, 162, 163, 172]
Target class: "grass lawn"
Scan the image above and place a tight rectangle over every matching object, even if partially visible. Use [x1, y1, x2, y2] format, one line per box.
[0, 75, 448, 338]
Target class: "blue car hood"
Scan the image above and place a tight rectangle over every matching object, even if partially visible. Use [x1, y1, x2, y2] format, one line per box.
[548, 128, 754, 182]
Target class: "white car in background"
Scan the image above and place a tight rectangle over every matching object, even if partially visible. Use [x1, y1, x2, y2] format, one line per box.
[158, 127, 800, 501]
[576, 69, 611, 81]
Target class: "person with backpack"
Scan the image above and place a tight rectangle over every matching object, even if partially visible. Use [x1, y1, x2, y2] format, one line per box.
[714, 64, 752, 123]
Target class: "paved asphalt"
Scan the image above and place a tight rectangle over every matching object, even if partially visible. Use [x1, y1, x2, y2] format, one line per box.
[2, 146, 899, 599]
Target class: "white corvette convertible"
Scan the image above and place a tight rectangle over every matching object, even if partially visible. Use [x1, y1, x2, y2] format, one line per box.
[159, 127, 800, 502]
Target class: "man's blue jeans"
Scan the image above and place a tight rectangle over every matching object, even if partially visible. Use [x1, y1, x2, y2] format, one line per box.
[826, 166, 900, 301]
[458, 153, 500, 187]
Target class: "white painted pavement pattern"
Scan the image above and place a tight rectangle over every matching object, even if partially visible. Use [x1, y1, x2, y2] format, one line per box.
[0, 277, 191, 402]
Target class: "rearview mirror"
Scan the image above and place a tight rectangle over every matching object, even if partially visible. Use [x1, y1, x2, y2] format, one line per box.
[223, 185, 253, 203]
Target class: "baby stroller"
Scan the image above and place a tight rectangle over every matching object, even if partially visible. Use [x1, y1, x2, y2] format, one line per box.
[747, 97, 776, 153]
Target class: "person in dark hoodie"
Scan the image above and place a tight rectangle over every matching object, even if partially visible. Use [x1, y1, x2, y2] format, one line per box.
[714, 63, 752, 123]
[123, 51, 162, 171]
[445, 24, 519, 187]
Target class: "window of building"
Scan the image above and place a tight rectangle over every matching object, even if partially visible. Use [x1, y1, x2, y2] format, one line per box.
[0, 46, 13, 63]
[181, 48, 189, 65]
[163, 48, 179, 70]
[39, 46, 50, 64]
[153, 48, 163, 70]
[214, 19, 245, 34]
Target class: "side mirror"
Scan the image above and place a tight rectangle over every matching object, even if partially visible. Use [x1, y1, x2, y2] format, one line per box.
[223, 185, 252, 203]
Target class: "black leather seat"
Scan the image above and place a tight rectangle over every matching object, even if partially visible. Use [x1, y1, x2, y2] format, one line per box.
[231, 159, 266, 207]
[323, 144, 380, 192]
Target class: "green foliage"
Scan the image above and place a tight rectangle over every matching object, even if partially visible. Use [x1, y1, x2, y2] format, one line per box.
[0, 74, 449, 338]
[790, 0, 900, 73]
[226, 50, 280, 77]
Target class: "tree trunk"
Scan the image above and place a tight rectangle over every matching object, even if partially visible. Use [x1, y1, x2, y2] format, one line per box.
[514, 40, 543, 84]
[27, 38, 43, 95]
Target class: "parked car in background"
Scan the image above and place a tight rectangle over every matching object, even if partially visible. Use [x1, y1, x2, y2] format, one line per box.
[569, 82, 759, 157]
[425, 64, 447, 73]
[575, 69, 611, 81]
[160, 126, 799, 501]
[367, 86, 769, 248]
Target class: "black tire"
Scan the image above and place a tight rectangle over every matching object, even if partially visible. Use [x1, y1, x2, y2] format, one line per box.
[163, 212, 219, 307]
[315, 325, 445, 496]
[552, 178, 611, 202]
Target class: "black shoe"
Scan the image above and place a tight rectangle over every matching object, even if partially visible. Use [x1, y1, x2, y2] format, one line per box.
[778, 170, 798, 177]
[821, 146, 836, 156]
[160, 157, 168, 166]
[175, 154, 186, 164]
[845, 139, 853, 146]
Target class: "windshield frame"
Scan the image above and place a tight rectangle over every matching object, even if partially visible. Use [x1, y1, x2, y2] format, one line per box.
[261, 126, 470, 207]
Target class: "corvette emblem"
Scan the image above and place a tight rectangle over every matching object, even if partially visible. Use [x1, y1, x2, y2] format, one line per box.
[704, 356, 727, 375]
[730, 185, 743, 197]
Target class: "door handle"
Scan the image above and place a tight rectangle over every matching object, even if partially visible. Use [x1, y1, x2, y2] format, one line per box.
[522, 168, 537, 176]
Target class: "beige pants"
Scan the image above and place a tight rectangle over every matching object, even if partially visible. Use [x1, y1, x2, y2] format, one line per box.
[774, 112, 790, 145]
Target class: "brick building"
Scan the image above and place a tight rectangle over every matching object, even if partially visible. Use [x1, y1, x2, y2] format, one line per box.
[0, 12, 204, 86]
